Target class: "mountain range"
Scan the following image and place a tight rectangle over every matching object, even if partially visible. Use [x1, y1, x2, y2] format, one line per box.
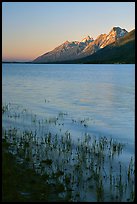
[33, 27, 135, 64]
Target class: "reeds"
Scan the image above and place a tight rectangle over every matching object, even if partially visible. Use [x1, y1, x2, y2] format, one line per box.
[2, 102, 135, 202]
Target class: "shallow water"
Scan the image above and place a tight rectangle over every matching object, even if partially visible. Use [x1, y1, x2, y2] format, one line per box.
[2, 63, 135, 201]
[2, 64, 135, 142]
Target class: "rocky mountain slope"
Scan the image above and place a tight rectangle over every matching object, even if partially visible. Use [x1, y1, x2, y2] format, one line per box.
[33, 27, 133, 63]
[33, 36, 93, 63]
[62, 29, 135, 64]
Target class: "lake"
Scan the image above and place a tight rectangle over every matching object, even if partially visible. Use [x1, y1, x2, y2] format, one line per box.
[2, 63, 135, 201]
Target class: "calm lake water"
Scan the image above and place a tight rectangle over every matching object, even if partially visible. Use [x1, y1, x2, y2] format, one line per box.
[2, 63, 135, 157]
[2, 63, 135, 201]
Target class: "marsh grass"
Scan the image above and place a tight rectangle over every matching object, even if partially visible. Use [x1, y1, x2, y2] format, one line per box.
[2, 103, 135, 202]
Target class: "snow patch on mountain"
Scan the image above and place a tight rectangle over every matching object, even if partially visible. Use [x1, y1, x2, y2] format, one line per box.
[33, 27, 128, 63]
[81, 35, 94, 43]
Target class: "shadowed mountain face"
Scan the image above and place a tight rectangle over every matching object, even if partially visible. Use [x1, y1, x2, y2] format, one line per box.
[72, 29, 135, 64]
[33, 36, 94, 63]
[33, 27, 131, 63]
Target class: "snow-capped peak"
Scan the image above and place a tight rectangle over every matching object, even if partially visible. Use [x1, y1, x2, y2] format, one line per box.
[81, 35, 94, 43]
[109, 27, 128, 38]
[98, 27, 128, 49]
[33, 26, 129, 63]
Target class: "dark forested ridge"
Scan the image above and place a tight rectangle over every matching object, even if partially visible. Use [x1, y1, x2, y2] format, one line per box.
[3, 29, 135, 64]
[56, 29, 135, 64]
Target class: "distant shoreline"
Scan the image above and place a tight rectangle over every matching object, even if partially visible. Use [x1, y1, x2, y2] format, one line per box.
[2, 61, 31, 64]
[2, 61, 135, 65]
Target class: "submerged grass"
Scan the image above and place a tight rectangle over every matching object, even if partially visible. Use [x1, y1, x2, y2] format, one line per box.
[2, 103, 135, 202]
[2, 140, 66, 202]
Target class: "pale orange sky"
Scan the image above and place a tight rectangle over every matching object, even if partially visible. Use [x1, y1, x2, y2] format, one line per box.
[2, 2, 135, 61]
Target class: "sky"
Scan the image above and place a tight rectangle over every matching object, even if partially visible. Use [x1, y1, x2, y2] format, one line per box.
[2, 2, 135, 61]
